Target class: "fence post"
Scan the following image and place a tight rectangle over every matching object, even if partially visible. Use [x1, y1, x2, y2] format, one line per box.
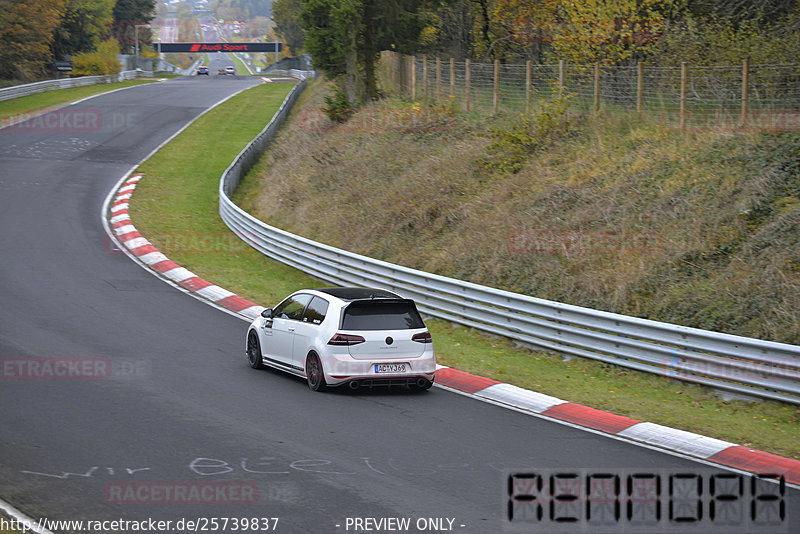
[393, 52, 399, 89]
[450, 58, 455, 99]
[436, 57, 441, 102]
[493, 59, 500, 114]
[558, 59, 565, 98]
[594, 62, 600, 112]
[680, 61, 686, 131]
[410, 55, 416, 101]
[422, 56, 428, 100]
[526, 60, 532, 114]
[465, 58, 471, 112]
[740, 57, 749, 129]
[637, 62, 643, 113]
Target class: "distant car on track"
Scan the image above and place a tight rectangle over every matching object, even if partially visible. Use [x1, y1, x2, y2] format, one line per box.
[217, 68, 226, 75]
[197, 66, 209, 75]
[246, 288, 436, 392]
[225, 66, 236, 75]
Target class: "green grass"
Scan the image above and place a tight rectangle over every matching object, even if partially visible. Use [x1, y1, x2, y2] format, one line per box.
[126, 79, 800, 461]
[0, 79, 162, 123]
[0, 511, 25, 534]
[227, 53, 251, 75]
[131, 82, 316, 305]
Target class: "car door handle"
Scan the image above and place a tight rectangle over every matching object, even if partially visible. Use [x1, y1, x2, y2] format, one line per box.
[288, 327, 295, 332]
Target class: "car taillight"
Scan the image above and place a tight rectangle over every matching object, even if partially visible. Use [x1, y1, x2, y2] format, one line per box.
[327, 333, 366, 346]
[412, 331, 433, 343]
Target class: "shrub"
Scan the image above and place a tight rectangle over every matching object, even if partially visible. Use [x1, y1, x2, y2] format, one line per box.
[482, 95, 579, 174]
[72, 39, 121, 76]
[322, 87, 354, 123]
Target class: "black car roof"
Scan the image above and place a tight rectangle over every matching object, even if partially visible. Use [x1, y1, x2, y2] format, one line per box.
[315, 287, 401, 301]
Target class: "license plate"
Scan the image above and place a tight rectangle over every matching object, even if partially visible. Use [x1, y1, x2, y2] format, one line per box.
[374, 363, 407, 374]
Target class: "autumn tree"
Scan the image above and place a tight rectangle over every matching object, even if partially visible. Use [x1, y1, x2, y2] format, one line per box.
[302, 0, 433, 103]
[420, 0, 476, 59]
[111, 0, 156, 54]
[651, 8, 800, 66]
[72, 37, 121, 75]
[493, 0, 686, 64]
[51, 0, 116, 59]
[688, 0, 798, 25]
[0, 0, 66, 80]
[272, 0, 304, 54]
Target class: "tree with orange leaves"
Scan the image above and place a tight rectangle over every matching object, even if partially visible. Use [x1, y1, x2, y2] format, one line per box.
[0, 0, 66, 80]
[493, 0, 686, 64]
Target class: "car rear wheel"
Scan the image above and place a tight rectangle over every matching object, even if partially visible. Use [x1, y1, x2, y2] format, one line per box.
[306, 353, 327, 392]
[247, 331, 265, 369]
[411, 379, 433, 391]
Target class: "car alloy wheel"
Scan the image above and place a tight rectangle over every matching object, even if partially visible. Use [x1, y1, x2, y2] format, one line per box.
[306, 353, 327, 392]
[247, 331, 265, 369]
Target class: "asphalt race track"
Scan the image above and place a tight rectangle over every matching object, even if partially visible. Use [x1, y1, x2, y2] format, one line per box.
[1, 77, 798, 533]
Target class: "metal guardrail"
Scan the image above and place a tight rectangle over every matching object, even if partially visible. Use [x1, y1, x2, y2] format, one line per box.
[218, 76, 800, 405]
[0, 71, 139, 102]
[261, 69, 316, 80]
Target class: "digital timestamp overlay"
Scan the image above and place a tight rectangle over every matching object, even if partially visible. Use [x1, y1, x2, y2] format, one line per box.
[505, 468, 788, 533]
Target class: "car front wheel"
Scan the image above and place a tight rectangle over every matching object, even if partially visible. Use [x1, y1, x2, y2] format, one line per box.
[247, 331, 265, 369]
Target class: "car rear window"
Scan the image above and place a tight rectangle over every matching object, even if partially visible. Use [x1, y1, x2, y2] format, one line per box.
[341, 300, 425, 330]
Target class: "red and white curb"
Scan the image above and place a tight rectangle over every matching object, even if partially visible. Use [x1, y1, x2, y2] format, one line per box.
[433, 366, 800, 485]
[110, 174, 266, 320]
[109, 174, 800, 487]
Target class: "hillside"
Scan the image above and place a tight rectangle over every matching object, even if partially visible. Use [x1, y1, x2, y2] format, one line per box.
[234, 79, 800, 345]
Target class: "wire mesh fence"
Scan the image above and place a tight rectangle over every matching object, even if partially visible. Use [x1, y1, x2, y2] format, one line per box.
[381, 51, 800, 131]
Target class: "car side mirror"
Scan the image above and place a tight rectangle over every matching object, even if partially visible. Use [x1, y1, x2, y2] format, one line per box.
[261, 308, 273, 318]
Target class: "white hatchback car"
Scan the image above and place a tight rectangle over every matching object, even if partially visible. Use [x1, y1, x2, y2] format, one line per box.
[246, 288, 436, 391]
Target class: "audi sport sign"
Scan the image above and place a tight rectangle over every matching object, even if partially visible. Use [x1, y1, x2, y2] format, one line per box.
[155, 43, 281, 53]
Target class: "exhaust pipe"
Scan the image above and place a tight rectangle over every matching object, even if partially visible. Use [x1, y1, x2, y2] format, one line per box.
[349, 381, 360, 390]
[416, 378, 430, 388]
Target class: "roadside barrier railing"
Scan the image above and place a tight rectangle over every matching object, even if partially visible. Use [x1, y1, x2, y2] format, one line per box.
[0, 71, 139, 102]
[218, 75, 800, 405]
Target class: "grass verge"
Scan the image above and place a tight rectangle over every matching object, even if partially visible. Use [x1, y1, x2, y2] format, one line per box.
[0, 79, 163, 124]
[0, 511, 25, 534]
[227, 53, 251, 75]
[130, 82, 319, 303]
[126, 79, 799, 460]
